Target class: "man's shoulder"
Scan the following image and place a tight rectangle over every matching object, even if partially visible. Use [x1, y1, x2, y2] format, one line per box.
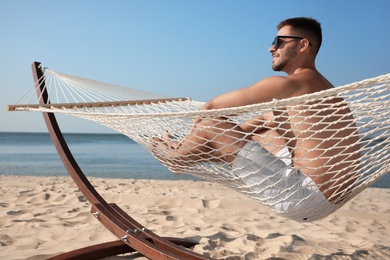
[249, 75, 308, 100]
[257, 75, 291, 86]
[256, 71, 332, 98]
[259, 74, 308, 90]
[287, 70, 334, 93]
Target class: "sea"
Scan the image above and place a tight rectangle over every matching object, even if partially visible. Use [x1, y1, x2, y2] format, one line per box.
[0, 132, 389, 188]
[0, 132, 197, 181]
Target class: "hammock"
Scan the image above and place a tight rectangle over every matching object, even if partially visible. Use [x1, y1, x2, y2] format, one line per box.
[8, 64, 390, 223]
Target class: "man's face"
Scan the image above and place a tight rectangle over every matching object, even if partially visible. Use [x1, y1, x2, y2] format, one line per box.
[269, 26, 300, 72]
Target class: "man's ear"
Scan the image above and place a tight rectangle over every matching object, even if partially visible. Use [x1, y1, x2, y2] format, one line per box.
[299, 39, 311, 51]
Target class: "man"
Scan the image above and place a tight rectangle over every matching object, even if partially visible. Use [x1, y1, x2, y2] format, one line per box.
[152, 17, 360, 221]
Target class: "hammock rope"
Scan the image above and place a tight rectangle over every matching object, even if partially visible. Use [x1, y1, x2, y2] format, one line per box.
[8, 65, 390, 222]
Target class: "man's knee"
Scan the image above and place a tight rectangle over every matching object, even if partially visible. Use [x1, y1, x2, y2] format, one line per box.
[198, 117, 236, 130]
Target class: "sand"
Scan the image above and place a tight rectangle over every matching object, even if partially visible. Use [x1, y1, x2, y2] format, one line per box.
[0, 174, 389, 260]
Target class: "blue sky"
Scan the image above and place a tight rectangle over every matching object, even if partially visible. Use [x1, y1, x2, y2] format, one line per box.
[1, 0, 389, 133]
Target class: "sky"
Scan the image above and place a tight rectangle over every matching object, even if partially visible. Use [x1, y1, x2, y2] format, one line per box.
[1, 0, 389, 133]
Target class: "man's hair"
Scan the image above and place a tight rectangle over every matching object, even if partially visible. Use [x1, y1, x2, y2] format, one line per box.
[277, 17, 322, 55]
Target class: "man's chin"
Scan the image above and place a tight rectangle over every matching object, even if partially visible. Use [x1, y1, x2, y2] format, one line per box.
[272, 61, 285, 71]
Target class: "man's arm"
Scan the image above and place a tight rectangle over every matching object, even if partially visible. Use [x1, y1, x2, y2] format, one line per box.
[202, 76, 307, 110]
[239, 113, 276, 133]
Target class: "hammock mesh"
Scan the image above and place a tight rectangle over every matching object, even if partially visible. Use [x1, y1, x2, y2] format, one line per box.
[9, 66, 390, 222]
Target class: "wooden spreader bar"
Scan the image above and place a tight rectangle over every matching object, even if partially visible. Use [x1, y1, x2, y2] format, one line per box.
[6, 97, 188, 111]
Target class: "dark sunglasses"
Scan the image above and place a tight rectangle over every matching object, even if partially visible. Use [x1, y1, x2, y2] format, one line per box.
[271, 36, 312, 49]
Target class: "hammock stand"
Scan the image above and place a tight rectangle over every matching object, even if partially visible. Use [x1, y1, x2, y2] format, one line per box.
[28, 62, 211, 260]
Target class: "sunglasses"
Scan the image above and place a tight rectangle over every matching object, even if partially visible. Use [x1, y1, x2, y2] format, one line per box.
[271, 36, 312, 49]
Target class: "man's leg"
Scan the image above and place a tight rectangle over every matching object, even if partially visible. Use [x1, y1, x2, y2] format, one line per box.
[188, 118, 252, 163]
[153, 117, 251, 164]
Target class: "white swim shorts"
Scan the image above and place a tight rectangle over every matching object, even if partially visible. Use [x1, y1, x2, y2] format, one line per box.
[232, 141, 337, 222]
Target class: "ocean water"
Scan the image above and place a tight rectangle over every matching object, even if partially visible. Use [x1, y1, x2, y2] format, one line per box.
[0, 132, 196, 181]
[0, 132, 389, 188]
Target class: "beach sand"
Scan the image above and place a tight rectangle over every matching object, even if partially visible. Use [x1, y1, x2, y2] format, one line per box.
[0, 175, 389, 260]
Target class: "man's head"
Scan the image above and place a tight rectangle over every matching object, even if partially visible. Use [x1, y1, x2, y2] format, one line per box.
[276, 17, 322, 54]
[270, 17, 322, 73]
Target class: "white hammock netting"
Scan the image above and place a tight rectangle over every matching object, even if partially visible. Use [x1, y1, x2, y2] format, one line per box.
[8, 66, 390, 222]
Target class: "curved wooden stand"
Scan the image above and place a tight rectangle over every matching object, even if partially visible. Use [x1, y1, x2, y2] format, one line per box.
[31, 62, 211, 260]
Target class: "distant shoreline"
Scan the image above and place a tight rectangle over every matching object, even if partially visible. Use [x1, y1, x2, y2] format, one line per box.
[0, 131, 389, 187]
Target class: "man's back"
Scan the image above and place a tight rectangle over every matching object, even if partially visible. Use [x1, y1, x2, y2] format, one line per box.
[272, 70, 360, 201]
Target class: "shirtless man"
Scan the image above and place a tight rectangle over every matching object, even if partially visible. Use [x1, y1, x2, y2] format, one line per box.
[153, 17, 360, 221]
